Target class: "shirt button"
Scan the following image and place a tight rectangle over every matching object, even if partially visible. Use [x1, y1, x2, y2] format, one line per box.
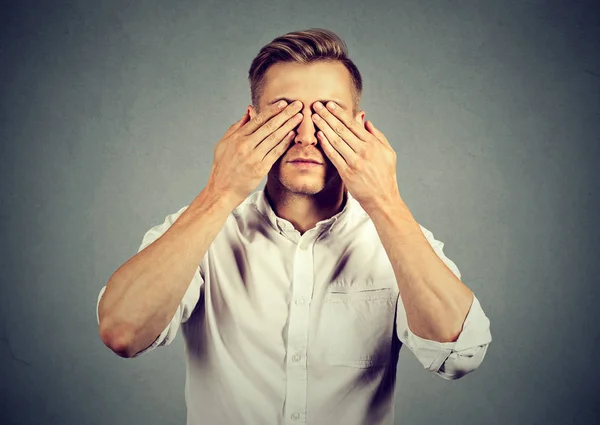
[299, 241, 308, 250]
[291, 412, 300, 420]
[292, 353, 301, 362]
[295, 298, 305, 305]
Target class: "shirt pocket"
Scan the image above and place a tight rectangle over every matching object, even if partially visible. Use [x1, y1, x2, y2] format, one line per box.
[321, 287, 396, 368]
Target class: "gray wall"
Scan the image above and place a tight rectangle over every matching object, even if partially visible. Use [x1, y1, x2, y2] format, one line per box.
[1, 0, 598, 424]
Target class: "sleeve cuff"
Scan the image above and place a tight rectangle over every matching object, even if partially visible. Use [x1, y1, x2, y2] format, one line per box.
[130, 324, 172, 358]
[402, 294, 492, 372]
[96, 286, 106, 325]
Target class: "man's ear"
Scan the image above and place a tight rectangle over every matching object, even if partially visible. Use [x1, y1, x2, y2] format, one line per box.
[248, 105, 257, 120]
[357, 110, 366, 126]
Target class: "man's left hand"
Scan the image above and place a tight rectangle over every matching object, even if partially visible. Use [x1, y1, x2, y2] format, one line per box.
[311, 101, 401, 212]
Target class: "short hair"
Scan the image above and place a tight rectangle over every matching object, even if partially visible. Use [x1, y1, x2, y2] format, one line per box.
[248, 28, 362, 115]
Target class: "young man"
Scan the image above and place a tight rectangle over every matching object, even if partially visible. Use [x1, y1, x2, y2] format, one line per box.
[96, 28, 492, 425]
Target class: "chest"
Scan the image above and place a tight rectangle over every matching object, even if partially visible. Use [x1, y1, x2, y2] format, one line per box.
[204, 230, 399, 367]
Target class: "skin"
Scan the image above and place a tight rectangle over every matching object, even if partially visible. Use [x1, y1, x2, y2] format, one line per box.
[248, 60, 365, 235]
[250, 60, 474, 343]
[98, 60, 475, 359]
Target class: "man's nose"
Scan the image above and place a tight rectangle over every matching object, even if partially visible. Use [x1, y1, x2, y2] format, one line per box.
[292, 106, 318, 145]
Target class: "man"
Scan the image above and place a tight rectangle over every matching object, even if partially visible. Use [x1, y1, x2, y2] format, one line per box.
[96, 28, 492, 425]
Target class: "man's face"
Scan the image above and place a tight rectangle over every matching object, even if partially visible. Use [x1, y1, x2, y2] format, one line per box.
[249, 60, 365, 197]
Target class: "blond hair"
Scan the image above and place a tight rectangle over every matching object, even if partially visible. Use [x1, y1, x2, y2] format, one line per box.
[248, 28, 362, 115]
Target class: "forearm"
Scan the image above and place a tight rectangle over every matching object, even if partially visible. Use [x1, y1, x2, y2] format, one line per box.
[98, 187, 236, 356]
[366, 196, 474, 343]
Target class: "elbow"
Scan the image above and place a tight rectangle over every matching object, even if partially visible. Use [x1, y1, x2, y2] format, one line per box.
[99, 319, 136, 358]
[98, 282, 137, 358]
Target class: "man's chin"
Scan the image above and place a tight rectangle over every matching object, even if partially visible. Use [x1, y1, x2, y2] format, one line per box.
[275, 175, 324, 194]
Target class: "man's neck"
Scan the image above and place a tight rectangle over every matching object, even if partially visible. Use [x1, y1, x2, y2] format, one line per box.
[265, 181, 347, 235]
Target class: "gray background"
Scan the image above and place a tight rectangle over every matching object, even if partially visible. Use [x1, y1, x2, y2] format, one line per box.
[1, 0, 598, 424]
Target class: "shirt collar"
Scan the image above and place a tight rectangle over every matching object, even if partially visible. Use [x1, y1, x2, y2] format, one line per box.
[250, 186, 357, 235]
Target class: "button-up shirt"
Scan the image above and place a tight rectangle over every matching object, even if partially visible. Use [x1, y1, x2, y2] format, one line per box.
[96, 188, 492, 425]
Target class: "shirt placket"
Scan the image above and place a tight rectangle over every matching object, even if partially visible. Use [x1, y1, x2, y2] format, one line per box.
[282, 230, 315, 425]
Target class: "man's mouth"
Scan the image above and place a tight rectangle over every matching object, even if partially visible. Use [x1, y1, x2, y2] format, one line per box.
[288, 158, 322, 164]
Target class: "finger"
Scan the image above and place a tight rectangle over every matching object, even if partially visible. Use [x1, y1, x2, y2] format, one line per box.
[317, 130, 347, 174]
[224, 110, 250, 138]
[312, 108, 357, 161]
[240, 100, 286, 135]
[321, 101, 378, 146]
[316, 126, 354, 165]
[253, 100, 303, 143]
[256, 111, 303, 158]
[243, 100, 302, 139]
[262, 129, 296, 166]
[366, 120, 390, 146]
[312, 102, 362, 153]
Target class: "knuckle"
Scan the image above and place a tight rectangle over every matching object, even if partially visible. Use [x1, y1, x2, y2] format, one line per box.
[334, 125, 345, 136]
[253, 114, 264, 126]
[285, 107, 297, 117]
[237, 144, 249, 157]
[266, 131, 279, 144]
[264, 120, 275, 132]
[237, 136, 251, 151]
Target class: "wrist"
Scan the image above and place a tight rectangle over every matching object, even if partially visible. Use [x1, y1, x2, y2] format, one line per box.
[202, 183, 241, 211]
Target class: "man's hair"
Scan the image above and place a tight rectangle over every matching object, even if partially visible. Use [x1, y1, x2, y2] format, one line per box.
[248, 28, 362, 115]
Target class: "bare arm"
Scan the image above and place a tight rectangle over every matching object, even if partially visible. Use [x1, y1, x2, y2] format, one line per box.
[98, 99, 303, 358]
[97, 187, 236, 357]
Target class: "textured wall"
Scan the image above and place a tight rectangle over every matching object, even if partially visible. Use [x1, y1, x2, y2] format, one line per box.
[1, 0, 598, 424]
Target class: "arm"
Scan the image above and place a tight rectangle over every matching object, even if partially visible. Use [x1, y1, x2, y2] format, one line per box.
[303, 98, 491, 377]
[366, 197, 492, 378]
[97, 187, 236, 358]
[396, 289, 492, 380]
[97, 100, 302, 358]
[367, 197, 475, 342]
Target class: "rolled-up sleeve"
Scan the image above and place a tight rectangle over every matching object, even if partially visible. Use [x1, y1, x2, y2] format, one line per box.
[395, 224, 492, 380]
[96, 205, 206, 358]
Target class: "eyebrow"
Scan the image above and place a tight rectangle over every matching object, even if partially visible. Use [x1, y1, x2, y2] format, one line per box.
[268, 97, 348, 111]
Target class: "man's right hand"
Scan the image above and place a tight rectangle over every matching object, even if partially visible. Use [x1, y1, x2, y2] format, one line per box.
[207, 100, 304, 207]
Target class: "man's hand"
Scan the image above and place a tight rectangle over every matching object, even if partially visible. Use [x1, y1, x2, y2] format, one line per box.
[311, 101, 401, 212]
[207, 100, 304, 207]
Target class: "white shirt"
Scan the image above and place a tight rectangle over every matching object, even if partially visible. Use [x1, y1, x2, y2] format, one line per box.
[96, 188, 492, 425]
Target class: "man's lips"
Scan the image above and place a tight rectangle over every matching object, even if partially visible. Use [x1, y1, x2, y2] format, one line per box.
[288, 158, 322, 164]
